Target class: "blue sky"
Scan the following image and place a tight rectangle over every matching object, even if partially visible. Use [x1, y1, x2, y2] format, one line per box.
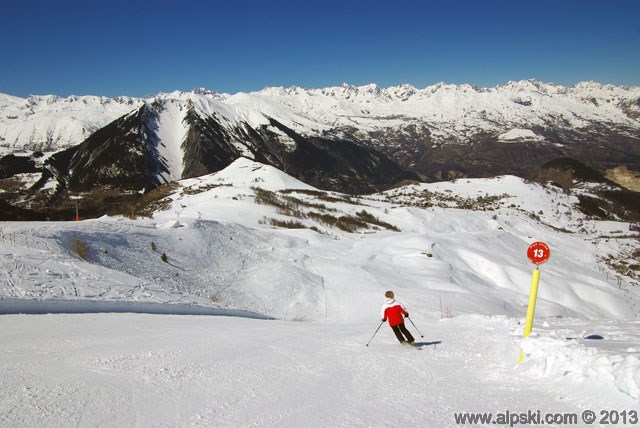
[1, 0, 639, 97]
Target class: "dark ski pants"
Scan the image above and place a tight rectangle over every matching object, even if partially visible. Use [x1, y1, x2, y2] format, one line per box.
[390, 322, 414, 344]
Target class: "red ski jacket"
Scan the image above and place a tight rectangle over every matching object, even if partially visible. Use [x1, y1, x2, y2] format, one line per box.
[381, 299, 408, 327]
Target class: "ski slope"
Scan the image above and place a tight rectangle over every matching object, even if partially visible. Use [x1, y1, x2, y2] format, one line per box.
[1, 158, 639, 427]
[2, 313, 638, 428]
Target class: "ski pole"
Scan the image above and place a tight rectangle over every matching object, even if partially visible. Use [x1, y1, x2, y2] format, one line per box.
[407, 317, 424, 338]
[366, 321, 385, 346]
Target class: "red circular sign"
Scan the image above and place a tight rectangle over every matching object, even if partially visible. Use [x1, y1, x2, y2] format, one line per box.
[527, 242, 550, 265]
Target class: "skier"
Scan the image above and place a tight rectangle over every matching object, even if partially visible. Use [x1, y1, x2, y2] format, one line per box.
[381, 290, 415, 345]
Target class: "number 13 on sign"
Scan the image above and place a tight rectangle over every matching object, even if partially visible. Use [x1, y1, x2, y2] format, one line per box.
[527, 242, 550, 265]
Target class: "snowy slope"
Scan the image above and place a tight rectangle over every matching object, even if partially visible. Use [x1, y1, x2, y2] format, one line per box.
[149, 99, 189, 182]
[1, 158, 640, 426]
[2, 158, 638, 321]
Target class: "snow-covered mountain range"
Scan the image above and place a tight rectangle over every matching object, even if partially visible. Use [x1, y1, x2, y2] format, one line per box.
[2, 80, 639, 155]
[1, 80, 639, 218]
[0, 93, 139, 154]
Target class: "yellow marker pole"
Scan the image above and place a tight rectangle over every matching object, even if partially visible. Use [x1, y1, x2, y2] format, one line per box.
[520, 267, 541, 362]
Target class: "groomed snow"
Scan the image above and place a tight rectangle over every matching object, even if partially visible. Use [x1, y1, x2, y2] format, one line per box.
[1, 158, 639, 426]
[1, 314, 638, 427]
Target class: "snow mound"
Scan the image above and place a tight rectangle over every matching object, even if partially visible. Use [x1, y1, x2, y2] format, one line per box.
[498, 128, 543, 141]
[182, 157, 315, 192]
[157, 158, 319, 224]
[518, 321, 640, 400]
[157, 220, 185, 229]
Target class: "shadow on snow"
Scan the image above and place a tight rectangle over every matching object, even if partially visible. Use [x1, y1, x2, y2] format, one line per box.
[415, 341, 442, 348]
[0, 298, 273, 319]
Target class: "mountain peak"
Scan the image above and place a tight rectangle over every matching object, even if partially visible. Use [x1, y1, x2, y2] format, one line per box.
[192, 87, 218, 96]
[183, 157, 316, 192]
